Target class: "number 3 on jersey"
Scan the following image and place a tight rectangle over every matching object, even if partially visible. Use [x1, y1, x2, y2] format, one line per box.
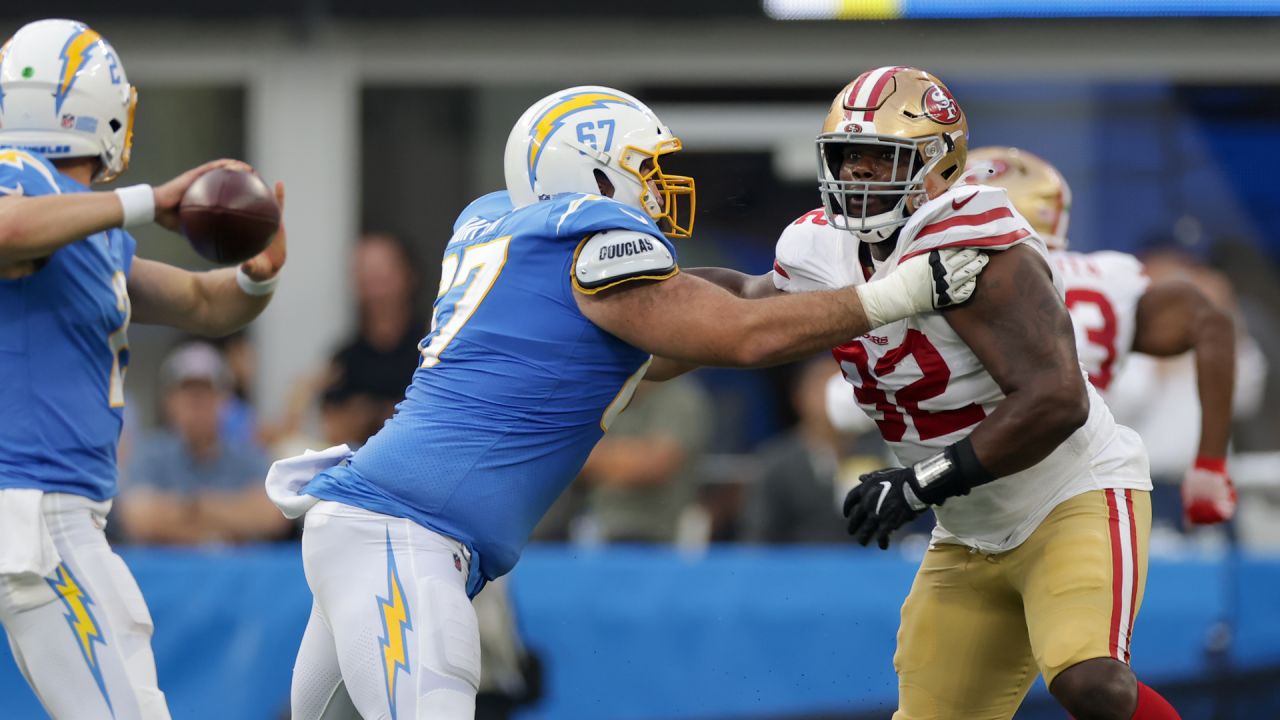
[420, 236, 512, 368]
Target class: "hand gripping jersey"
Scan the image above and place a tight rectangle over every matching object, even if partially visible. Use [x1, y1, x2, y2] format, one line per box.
[775, 185, 1150, 552]
[304, 191, 677, 593]
[1051, 250, 1150, 395]
[0, 150, 135, 501]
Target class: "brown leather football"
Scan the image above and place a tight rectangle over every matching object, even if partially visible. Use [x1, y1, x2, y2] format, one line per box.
[178, 168, 279, 265]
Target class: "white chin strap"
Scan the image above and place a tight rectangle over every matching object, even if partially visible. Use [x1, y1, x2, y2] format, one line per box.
[844, 207, 907, 244]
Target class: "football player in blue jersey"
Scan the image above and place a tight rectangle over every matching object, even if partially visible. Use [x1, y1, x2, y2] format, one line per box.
[0, 19, 286, 720]
[269, 86, 985, 720]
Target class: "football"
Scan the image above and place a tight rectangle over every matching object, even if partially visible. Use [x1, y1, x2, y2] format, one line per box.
[178, 168, 280, 265]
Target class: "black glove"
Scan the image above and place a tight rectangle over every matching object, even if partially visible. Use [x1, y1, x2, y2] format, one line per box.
[842, 437, 996, 550]
[842, 466, 925, 550]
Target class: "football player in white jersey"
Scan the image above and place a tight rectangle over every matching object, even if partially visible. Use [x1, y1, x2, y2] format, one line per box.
[679, 67, 1179, 720]
[965, 146, 1237, 526]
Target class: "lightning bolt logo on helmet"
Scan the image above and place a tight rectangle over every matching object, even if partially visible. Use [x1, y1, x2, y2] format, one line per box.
[526, 90, 638, 188]
[47, 563, 113, 715]
[55, 23, 104, 114]
[376, 528, 412, 719]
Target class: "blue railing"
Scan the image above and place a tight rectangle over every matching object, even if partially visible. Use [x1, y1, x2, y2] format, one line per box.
[1, 545, 1277, 719]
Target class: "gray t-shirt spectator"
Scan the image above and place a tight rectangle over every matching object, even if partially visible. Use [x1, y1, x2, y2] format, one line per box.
[127, 431, 269, 495]
[585, 376, 713, 543]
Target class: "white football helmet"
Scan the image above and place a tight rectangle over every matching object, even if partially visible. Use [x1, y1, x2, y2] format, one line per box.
[503, 85, 695, 238]
[0, 19, 137, 183]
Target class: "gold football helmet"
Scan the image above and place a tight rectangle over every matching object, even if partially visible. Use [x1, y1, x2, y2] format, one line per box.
[817, 66, 969, 242]
[964, 146, 1071, 250]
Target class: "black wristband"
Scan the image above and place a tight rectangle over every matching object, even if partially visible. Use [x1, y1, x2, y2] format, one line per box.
[908, 437, 995, 507]
[948, 436, 995, 488]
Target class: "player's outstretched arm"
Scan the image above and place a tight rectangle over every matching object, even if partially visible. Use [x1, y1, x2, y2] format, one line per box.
[1132, 277, 1237, 524]
[0, 159, 238, 268]
[0, 191, 124, 265]
[130, 182, 287, 336]
[578, 249, 986, 368]
[683, 267, 782, 299]
[643, 267, 782, 380]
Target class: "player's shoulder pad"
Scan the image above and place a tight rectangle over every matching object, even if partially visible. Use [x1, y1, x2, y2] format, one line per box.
[573, 229, 677, 294]
[0, 148, 62, 197]
[773, 208, 843, 291]
[550, 193, 663, 240]
[453, 191, 514, 233]
[898, 184, 1034, 261]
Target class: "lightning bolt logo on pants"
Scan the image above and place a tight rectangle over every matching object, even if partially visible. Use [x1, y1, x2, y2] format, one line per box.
[47, 563, 113, 717]
[376, 528, 412, 719]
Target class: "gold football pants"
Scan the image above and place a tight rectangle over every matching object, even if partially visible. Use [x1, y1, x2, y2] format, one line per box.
[893, 489, 1151, 720]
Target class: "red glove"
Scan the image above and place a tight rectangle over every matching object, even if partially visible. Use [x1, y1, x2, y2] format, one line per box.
[1182, 457, 1237, 526]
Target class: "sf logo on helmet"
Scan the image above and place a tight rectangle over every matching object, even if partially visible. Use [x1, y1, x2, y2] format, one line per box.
[922, 85, 961, 125]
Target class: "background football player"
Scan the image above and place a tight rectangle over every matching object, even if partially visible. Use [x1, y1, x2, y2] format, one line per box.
[684, 67, 1180, 720]
[0, 19, 286, 720]
[965, 146, 1239, 527]
[266, 85, 989, 720]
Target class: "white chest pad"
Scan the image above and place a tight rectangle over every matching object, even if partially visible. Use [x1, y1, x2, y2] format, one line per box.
[574, 230, 676, 292]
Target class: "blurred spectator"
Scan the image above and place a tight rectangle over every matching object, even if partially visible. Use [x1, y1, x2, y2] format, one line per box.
[741, 359, 888, 544]
[331, 232, 425, 422]
[213, 329, 261, 448]
[262, 232, 424, 454]
[119, 342, 289, 545]
[579, 376, 713, 544]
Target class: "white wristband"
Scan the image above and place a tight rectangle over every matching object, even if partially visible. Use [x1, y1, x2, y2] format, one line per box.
[855, 265, 930, 328]
[113, 184, 155, 228]
[236, 267, 279, 296]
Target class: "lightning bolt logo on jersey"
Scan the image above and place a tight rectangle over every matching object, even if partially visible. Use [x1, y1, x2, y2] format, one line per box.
[0, 149, 136, 501]
[304, 190, 677, 595]
[47, 563, 113, 715]
[376, 529, 412, 719]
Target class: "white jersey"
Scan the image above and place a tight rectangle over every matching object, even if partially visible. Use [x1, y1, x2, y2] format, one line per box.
[1051, 250, 1150, 396]
[774, 185, 1150, 553]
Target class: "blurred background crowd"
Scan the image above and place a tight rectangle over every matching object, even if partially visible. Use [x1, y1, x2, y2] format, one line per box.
[5, 2, 1280, 719]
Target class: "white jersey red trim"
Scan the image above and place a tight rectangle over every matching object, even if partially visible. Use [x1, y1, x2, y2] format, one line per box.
[1052, 250, 1150, 395]
[773, 185, 1151, 553]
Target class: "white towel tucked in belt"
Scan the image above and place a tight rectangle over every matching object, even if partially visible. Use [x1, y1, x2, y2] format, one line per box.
[0, 489, 60, 576]
[264, 444, 352, 519]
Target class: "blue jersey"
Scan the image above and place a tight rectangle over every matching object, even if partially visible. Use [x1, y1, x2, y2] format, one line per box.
[0, 149, 136, 500]
[305, 191, 677, 592]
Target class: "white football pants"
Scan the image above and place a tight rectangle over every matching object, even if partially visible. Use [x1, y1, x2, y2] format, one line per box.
[292, 500, 481, 720]
[0, 492, 170, 720]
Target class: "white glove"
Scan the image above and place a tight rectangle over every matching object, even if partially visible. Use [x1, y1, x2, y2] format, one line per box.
[856, 248, 989, 328]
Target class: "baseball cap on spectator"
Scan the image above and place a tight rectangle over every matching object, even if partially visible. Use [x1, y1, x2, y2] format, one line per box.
[160, 342, 232, 391]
